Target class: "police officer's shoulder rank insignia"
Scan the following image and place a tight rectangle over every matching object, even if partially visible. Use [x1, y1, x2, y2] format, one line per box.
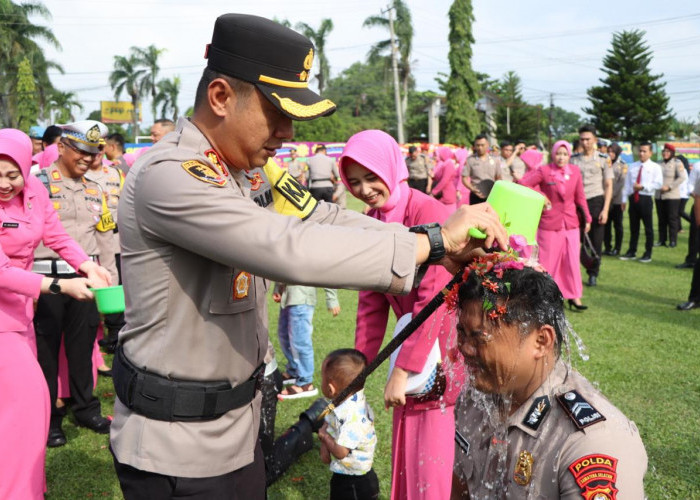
[557, 390, 605, 430]
[568, 454, 619, 499]
[522, 395, 550, 431]
[181, 160, 227, 187]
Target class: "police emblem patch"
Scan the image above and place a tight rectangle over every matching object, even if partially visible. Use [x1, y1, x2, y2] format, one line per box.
[568, 454, 618, 499]
[233, 272, 251, 299]
[50, 185, 60, 195]
[181, 160, 227, 187]
[86, 124, 101, 142]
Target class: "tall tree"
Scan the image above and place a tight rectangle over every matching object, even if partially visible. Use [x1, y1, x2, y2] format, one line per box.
[13, 57, 39, 130]
[445, 0, 481, 144]
[109, 54, 148, 140]
[494, 71, 541, 144]
[585, 30, 672, 142]
[47, 90, 83, 123]
[132, 44, 166, 121]
[154, 76, 181, 122]
[295, 19, 333, 95]
[363, 0, 414, 116]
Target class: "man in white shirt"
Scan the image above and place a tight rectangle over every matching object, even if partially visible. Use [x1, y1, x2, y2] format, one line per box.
[620, 141, 663, 263]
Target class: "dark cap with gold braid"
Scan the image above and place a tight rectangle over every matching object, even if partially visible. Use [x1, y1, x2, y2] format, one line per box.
[205, 13, 336, 121]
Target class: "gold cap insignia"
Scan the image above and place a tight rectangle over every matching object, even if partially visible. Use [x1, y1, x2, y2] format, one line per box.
[86, 124, 101, 143]
[303, 48, 314, 71]
[513, 450, 534, 486]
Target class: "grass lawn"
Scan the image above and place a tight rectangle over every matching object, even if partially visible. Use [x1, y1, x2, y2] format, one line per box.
[46, 197, 699, 499]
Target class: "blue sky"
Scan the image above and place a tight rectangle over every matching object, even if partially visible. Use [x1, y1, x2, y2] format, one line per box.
[35, 0, 700, 126]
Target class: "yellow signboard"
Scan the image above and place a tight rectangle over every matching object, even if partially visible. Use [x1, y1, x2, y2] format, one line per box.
[101, 101, 142, 124]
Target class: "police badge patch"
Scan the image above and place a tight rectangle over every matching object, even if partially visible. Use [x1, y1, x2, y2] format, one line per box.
[568, 454, 619, 499]
[181, 160, 227, 187]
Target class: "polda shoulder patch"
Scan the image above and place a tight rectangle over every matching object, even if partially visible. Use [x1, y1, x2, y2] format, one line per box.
[181, 160, 227, 187]
[568, 454, 618, 499]
[556, 390, 605, 430]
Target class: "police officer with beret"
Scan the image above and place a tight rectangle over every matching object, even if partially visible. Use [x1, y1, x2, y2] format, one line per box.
[33, 120, 114, 446]
[111, 13, 508, 499]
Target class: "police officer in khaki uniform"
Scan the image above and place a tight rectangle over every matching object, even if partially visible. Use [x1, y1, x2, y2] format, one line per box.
[570, 125, 613, 286]
[285, 148, 306, 185]
[451, 264, 647, 499]
[33, 120, 114, 447]
[655, 143, 687, 248]
[110, 13, 508, 499]
[306, 144, 339, 202]
[603, 143, 627, 256]
[462, 134, 503, 204]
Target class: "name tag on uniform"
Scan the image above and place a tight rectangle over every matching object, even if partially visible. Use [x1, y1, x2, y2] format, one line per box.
[2, 222, 19, 228]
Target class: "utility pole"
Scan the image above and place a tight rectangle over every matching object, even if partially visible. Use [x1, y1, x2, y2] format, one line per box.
[548, 93, 554, 152]
[384, 4, 405, 143]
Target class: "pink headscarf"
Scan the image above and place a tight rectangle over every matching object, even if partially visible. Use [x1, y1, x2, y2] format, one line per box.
[0, 128, 33, 178]
[339, 130, 410, 223]
[549, 140, 573, 196]
[520, 149, 543, 171]
[453, 148, 468, 170]
[436, 146, 454, 164]
[32, 143, 59, 169]
[551, 140, 572, 160]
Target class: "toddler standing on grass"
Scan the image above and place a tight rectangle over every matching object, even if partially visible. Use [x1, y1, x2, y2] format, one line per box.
[318, 349, 379, 500]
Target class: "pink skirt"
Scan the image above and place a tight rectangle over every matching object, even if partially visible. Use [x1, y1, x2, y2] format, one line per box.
[0, 330, 50, 500]
[537, 227, 583, 300]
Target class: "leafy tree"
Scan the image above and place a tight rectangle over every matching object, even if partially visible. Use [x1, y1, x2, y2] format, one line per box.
[132, 44, 166, 121]
[14, 57, 38, 130]
[494, 71, 541, 144]
[295, 19, 333, 95]
[363, 0, 414, 117]
[46, 89, 82, 123]
[109, 54, 148, 140]
[550, 106, 583, 138]
[668, 117, 697, 140]
[585, 30, 672, 142]
[154, 76, 181, 122]
[445, 0, 481, 144]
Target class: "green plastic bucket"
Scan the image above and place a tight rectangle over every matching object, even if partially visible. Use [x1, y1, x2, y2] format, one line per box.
[93, 285, 125, 314]
[468, 180, 546, 244]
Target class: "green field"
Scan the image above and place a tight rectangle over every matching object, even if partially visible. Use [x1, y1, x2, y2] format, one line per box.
[46, 198, 700, 498]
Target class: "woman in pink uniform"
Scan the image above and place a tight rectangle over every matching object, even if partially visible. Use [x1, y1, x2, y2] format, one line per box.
[430, 146, 457, 210]
[0, 129, 110, 499]
[519, 140, 592, 310]
[339, 130, 465, 500]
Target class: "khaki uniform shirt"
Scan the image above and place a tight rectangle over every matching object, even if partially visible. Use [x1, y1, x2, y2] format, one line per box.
[462, 155, 503, 185]
[571, 152, 613, 200]
[657, 157, 687, 200]
[286, 158, 306, 182]
[406, 154, 431, 180]
[611, 159, 627, 205]
[85, 164, 123, 283]
[499, 156, 526, 183]
[34, 163, 105, 260]
[111, 118, 416, 478]
[454, 361, 647, 499]
[306, 153, 338, 189]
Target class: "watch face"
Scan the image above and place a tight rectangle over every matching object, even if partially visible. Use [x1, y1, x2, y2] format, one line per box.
[49, 280, 61, 294]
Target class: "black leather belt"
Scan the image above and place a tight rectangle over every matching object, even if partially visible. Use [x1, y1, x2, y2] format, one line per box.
[113, 346, 263, 422]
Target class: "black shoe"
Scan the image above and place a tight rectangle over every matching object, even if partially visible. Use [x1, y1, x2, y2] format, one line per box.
[568, 299, 588, 311]
[619, 251, 636, 260]
[602, 249, 613, 256]
[676, 261, 696, 269]
[610, 249, 619, 256]
[669, 242, 677, 248]
[653, 241, 666, 247]
[299, 397, 330, 433]
[76, 415, 111, 434]
[47, 426, 67, 447]
[639, 253, 652, 263]
[586, 275, 597, 287]
[677, 301, 699, 311]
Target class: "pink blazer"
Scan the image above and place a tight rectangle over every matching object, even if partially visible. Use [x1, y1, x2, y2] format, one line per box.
[431, 159, 457, 206]
[519, 163, 592, 231]
[0, 175, 88, 333]
[355, 188, 464, 407]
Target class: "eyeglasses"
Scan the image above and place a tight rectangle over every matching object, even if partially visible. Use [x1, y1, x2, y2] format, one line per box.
[62, 140, 96, 159]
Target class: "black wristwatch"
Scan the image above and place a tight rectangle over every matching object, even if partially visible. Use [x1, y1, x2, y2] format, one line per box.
[409, 223, 445, 264]
[49, 277, 61, 295]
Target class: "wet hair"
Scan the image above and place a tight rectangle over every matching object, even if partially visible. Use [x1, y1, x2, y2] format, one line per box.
[323, 349, 367, 391]
[608, 143, 622, 161]
[194, 67, 255, 111]
[578, 124, 597, 136]
[106, 133, 125, 152]
[42, 125, 62, 145]
[457, 266, 564, 352]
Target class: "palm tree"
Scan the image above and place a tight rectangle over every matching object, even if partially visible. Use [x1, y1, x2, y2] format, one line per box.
[154, 76, 181, 122]
[295, 19, 334, 95]
[363, 1, 414, 117]
[131, 44, 166, 121]
[47, 90, 83, 123]
[0, 0, 62, 126]
[109, 54, 148, 140]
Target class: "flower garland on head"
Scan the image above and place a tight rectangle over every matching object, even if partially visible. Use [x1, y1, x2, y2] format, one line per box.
[444, 234, 542, 320]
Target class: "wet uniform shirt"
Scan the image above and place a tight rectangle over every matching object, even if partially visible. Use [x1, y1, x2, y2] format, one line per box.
[454, 361, 647, 499]
[570, 152, 613, 200]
